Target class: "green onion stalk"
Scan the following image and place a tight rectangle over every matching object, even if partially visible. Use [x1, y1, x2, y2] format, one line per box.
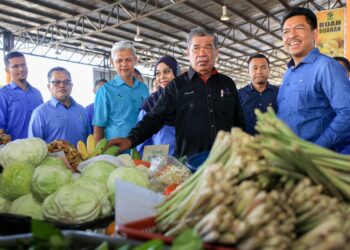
[254, 107, 350, 201]
[156, 131, 233, 231]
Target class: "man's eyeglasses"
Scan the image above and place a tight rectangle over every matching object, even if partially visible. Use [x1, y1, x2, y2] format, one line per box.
[50, 80, 72, 86]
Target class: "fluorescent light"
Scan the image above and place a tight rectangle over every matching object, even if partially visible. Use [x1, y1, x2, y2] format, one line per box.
[220, 5, 230, 21]
[55, 42, 61, 55]
[134, 26, 143, 42]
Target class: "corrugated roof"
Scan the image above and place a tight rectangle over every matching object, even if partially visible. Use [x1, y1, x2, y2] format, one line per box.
[0, 0, 346, 86]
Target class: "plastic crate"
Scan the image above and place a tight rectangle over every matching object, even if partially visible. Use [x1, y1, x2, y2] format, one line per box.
[0, 230, 148, 249]
[0, 212, 114, 236]
[185, 151, 209, 173]
[117, 217, 237, 250]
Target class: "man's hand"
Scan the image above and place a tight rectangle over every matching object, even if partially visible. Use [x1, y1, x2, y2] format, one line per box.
[108, 138, 132, 152]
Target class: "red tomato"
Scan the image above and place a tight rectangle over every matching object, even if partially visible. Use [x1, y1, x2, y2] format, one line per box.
[163, 184, 178, 195]
[133, 159, 151, 168]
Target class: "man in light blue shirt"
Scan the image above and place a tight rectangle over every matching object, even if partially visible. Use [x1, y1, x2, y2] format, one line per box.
[93, 41, 149, 142]
[28, 67, 90, 147]
[278, 7, 350, 151]
[0, 51, 43, 140]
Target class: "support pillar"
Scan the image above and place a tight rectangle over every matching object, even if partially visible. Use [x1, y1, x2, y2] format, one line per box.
[3, 30, 14, 84]
[346, 0, 349, 60]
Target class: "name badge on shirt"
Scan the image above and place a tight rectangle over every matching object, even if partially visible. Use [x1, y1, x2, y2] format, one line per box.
[184, 91, 194, 95]
[220, 87, 231, 97]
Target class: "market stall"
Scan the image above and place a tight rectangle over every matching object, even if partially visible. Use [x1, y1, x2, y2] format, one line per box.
[1, 109, 350, 250]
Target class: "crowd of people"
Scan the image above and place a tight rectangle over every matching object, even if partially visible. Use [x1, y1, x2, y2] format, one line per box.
[1, 7, 350, 158]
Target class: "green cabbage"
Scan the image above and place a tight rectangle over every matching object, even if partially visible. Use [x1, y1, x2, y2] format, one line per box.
[74, 177, 112, 216]
[81, 160, 116, 185]
[0, 195, 11, 212]
[31, 164, 73, 202]
[0, 138, 47, 168]
[39, 157, 67, 169]
[0, 161, 35, 200]
[42, 184, 101, 223]
[9, 193, 43, 220]
[116, 154, 135, 167]
[107, 167, 150, 206]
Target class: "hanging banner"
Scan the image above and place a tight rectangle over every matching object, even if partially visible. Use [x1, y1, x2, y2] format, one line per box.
[316, 8, 345, 57]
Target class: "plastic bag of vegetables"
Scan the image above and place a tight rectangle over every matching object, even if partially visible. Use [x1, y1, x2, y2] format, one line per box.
[77, 155, 125, 172]
[0, 138, 47, 168]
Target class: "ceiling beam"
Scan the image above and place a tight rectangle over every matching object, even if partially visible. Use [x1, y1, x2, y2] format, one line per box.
[13, 0, 186, 48]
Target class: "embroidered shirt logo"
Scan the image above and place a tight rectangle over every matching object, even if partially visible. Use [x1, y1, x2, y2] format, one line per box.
[184, 91, 194, 95]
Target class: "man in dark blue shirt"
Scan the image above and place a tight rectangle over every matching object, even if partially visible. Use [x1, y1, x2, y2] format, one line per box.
[0, 51, 43, 140]
[278, 7, 350, 151]
[85, 78, 107, 132]
[238, 54, 279, 135]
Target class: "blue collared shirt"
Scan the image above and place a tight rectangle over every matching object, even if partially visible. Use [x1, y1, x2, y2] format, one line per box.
[277, 48, 350, 150]
[93, 75, 149, 140]
[85, 102, 94, 132]
[0, 82, 43, 140]
[238, 83, 279, 135]
[28, 97, 90, 147]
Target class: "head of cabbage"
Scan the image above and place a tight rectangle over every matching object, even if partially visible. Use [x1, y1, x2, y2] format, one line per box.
[31, 164, 73, 202]
[74, 177, 112, 216]
[107, 167, 150, 207]
[0, 138, 47, 168]
[42, 184, 101, 223]
[9, 193, 43, 220]
[0, 195, 11, 213]
[81, 160, 116, 185]
[0, 161, 35, 200]
[39, 157, 67, 169]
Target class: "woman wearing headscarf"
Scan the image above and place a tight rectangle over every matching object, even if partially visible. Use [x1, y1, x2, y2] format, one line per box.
[136, 55, 181, 156]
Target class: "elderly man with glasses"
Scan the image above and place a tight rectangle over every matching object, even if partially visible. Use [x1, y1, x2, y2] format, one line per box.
[0, 51, 43, 140]
[28, 67, 90, 147]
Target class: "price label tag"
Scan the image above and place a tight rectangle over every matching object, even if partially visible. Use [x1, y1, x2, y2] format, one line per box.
[142, 144, 169, 162]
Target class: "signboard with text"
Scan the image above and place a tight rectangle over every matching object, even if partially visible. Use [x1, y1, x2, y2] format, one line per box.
[316, 8, 345, 57]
